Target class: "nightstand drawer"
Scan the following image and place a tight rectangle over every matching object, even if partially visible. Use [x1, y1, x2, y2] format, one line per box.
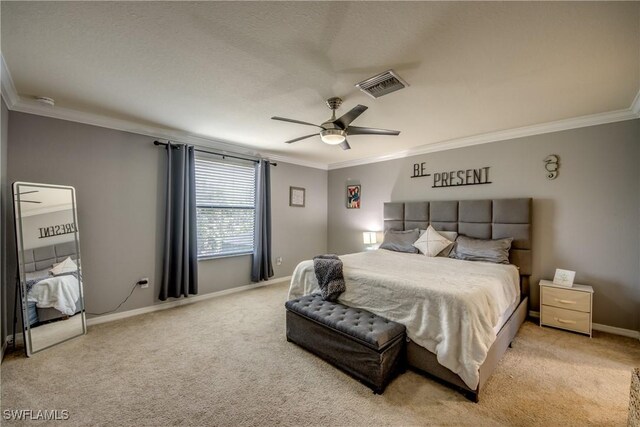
[541, 286, 591, 313]
[541, 305, 591, 334]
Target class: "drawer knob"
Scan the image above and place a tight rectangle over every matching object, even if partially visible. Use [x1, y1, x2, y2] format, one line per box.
[554, 298, 576, 305]
[554, 317, 576, 324]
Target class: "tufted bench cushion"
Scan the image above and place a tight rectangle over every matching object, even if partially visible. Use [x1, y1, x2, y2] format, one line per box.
[285, 293, 406, 393]
[286, 294, 405, 350]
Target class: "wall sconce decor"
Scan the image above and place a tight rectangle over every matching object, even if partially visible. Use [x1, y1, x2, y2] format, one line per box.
[544, 155, 559, 180]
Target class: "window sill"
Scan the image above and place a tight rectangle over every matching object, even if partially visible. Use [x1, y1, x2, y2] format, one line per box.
[198, 251, 253, 261]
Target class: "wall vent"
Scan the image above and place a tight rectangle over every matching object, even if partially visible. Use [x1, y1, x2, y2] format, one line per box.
[355, 69, 408, 99]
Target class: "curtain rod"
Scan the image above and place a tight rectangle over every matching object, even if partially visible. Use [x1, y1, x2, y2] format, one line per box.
[153, 141, 277, 166]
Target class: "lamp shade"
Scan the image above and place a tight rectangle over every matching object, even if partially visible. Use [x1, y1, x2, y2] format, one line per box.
[363, 231, 377, 245]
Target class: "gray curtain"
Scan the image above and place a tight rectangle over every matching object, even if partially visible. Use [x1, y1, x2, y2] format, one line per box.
[159, 142, 198, 300]
[252, 160, 274, 282]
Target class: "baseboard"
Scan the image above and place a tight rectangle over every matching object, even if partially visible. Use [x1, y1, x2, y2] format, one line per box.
[2, 276, 291, 355]
[86, 276, 291, 327]
[591, 323, 640, 340]
[529, 310, 640, 340]
[5, 332, 24, 347]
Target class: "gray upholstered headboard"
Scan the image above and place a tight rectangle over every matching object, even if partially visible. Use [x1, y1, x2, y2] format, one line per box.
[383, 198, 532, 294]
[22, 241, 78, 273]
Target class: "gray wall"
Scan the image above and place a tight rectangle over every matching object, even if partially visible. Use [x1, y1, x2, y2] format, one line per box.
[197, 161, 328, 290]
[271, 162, 327, 278]
[1, 100, 8, 348]
[4, 111, 327, 329]
[328, 119, 640, 332]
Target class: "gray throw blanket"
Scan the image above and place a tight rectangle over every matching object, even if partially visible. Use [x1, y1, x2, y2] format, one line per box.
[313, 254, 345, 301]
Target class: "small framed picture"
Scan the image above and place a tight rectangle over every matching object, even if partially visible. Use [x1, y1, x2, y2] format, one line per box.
[347, 185, 361, 209]
[289, 186, 305, 207]
[553, 268, 576, 287]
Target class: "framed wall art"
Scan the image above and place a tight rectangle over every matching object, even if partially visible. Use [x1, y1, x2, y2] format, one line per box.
[289, 186, 305, 207]
[347, 185, 361, 209]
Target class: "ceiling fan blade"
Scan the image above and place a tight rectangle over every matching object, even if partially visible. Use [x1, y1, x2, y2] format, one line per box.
[272, 117, 324, 130]
[285, 134, 317, 144]
[20, 200, 42, 204]
[333, 105, 368, 129]
[346, 126, 400, 136]
[339, 140, 351, 150]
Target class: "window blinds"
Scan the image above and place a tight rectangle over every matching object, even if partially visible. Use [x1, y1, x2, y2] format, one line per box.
[194, 156, 256, 258]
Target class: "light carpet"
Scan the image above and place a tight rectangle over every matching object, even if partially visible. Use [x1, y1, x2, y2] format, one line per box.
[2, 282, 639, 426]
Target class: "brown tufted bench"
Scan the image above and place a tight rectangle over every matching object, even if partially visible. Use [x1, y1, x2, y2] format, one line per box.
[285, 293, 406, 393]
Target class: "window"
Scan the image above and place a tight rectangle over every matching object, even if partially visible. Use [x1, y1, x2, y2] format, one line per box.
[195, 156, 256, 259]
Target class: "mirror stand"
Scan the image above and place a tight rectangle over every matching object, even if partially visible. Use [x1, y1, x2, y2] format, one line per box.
[12, 182, 87, 356]
[11, 273, 24, 353]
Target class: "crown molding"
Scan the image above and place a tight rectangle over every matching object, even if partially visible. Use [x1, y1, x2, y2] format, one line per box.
[11, 97, 329, 170]
[1, 54, 20, 109]
[21, 203, 73, 218]
[0, 53, 327, 170]
[631, 88, 640, 117]
[264, 153, 327, 170]
[2, 51, 637, 173]
[13, 96, 245, 155]
[327, 107, 639, 170]
[10, 97, 329, 170]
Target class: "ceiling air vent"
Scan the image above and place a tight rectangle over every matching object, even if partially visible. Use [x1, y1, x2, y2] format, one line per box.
[355, 69, 408, 99]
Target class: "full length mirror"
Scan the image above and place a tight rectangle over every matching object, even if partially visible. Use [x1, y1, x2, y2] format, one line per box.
[12, 182, 86, 356]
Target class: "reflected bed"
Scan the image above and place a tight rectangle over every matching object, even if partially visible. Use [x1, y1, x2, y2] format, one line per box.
[22, 242, 83, 326]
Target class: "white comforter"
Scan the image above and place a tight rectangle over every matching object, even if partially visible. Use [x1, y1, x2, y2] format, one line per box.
[288, 250, 520, 389]
[28, 275, 80, 316]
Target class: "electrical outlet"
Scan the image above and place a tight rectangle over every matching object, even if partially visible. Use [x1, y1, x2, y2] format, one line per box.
[137, 277, 149, 288]
[276, 257, 283, 266]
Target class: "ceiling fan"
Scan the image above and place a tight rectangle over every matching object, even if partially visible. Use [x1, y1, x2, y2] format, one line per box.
[271, 97, 400, 150]
[17, 190, 42, 203]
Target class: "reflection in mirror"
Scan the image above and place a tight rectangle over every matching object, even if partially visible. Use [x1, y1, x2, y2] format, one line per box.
[13, 182, 86, 356]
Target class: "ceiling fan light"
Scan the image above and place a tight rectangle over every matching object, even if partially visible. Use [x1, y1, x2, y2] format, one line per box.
[320, 129, 346, 145]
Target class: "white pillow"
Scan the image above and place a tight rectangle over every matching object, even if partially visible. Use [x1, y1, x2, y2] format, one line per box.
[413, 225, 453, 257]
[419, 229, 458, 257]
[437, 231, 458, 257]
[50, 257, 77, 276]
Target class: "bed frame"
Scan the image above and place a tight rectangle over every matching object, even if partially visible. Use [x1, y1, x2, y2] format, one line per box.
[23, 241, 81, 324]
[383, 198, 532, 402]
[23, 241, 78, 273]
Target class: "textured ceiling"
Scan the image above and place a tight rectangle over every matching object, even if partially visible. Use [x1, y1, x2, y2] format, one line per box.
[2, 2, 639, 165]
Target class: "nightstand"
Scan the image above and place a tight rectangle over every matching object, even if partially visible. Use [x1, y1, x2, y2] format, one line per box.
[539, 279, 593, 337]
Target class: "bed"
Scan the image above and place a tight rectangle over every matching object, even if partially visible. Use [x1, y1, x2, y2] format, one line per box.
[288, 198, 531, 401]
[22, 241, 83, 326]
